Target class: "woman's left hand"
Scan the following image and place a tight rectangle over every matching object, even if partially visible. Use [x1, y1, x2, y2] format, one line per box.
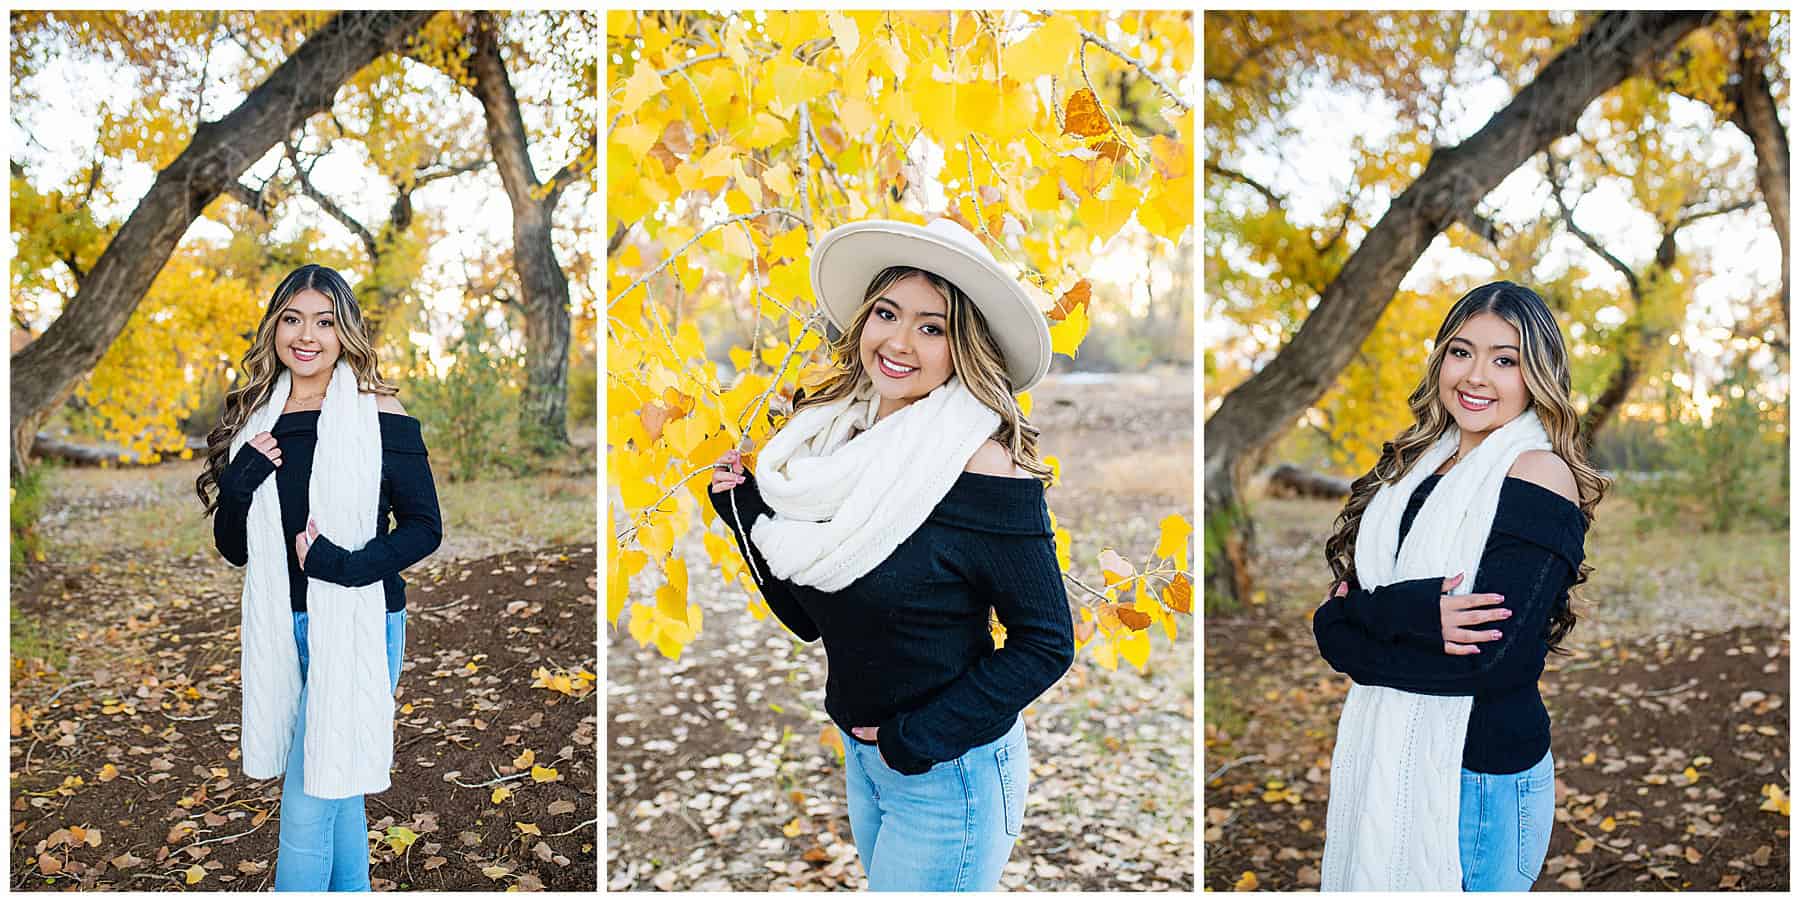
[294, 517, 320, 569]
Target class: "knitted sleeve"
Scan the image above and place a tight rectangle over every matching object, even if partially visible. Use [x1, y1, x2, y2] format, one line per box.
[1312, 527, 1576, 694]
[1333, 576, 1445, 646]
[875, 526, 1075, 775]
[708, 473, 820, 642]
[304, 425, 443, 588]
[212, 447, 277, 567]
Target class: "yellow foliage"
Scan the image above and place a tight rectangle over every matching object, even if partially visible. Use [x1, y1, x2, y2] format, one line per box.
[606, 9, 1192, 661]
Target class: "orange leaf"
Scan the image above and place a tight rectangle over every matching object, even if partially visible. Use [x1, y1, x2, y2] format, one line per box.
[1049, 280, 1091, 322]
[1115, 604, 1153, 631]
[1164, 573, 1193, 614]
[1062, 88, 1110, 138]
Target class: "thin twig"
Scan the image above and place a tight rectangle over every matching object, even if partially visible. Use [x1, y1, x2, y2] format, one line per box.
[44, 680, 93, 707]
[177, 815, 272, 851]
[1206, 754, 1265, 783]
[449, 771, 535, 790]
[1077, 40, 1148, 170]
[796, 103, 816, 242]
[1073, 26, 1192, 113]
[546, 817, 598, 838]
[608, 209, 805, 310]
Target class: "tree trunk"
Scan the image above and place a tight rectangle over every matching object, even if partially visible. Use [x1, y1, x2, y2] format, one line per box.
[1201, 11, 1712, 605]
[1730, 22, 1790, 331]
[8, 10, 437, 473]
[467, 11, 575, 450]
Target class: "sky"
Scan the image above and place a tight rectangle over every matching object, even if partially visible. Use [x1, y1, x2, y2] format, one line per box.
[9, 13, 594, 371]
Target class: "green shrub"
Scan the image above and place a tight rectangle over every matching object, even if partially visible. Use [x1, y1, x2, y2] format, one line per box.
[10, 461, 51, 569]
[1619, 367, 1787, 533]
[403, 318, 527, 483]
[567, 353, 597, 431]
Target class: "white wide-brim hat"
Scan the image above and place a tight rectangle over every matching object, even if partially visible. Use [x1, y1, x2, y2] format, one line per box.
[809, 218, 1053, 393]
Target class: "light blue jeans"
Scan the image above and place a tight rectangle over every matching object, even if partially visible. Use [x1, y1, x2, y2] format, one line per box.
[274, 610, 406, 892]
[840, 716, 1029, 892]
[1459, 748, 1555, 891]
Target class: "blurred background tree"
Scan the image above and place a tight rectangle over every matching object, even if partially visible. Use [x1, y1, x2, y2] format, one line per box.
[1203, 11, 1787, 607]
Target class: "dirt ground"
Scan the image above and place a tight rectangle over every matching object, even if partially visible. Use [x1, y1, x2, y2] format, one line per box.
[1203, 496, 1790, 891]
[605, 369, 1197, 891]
[11, 541, 599, 891]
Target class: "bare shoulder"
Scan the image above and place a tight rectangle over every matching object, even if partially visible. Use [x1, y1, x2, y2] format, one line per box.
[374, 393, 407, 416]
[1508, 449, 1577, 502]
[964, 439, 1026, 477]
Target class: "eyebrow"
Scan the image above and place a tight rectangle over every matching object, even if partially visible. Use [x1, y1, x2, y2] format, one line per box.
[874, 296, 945, 319]
[1448, 336, 1518, 352]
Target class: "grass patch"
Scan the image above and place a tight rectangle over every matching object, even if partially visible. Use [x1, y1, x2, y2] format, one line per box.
[35, 460, 594, 564]
[1204, 688, 1248, 741]
[1237, 491, 1789, 638]
[11, 603, 68, 672]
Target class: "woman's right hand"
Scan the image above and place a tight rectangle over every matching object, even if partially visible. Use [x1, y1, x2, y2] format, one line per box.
[247, 431, 282, 467]
[709, 449, 745, 493]
[1439, 572, 1509, 656]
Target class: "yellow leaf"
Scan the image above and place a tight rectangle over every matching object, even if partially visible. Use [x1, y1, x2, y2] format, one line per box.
[185, 864, 205, 885]
[1077, 184, 1141, 243]
[827, 11, 860, 57]
[1599, 815, 1616, 832]
[385, 825, 419, 854]
[1154, 514, 1192, 567]
[531, 765, 561, 784]
[617, 63, 666, 119]
[1098, 548, 1135, 587]
[513, 748, 536, 770]
[492, 786, 513, 804]
[1683, 766, 1700, 783]
[97, 763, 119, 782]
[1002, 15, 1081, 82]
[782, 817, 804, 838]
[1149, 135, 1190, 180]
[744, 112, 789, 149]
[1048, 303, 1089, 358]
[516, 822, 542, 836]
[1016, 391, 1033, 418]
[482, 865, 511, 880]
[1234, 870, 1259, 891]
[1117, 627, 1151, 672]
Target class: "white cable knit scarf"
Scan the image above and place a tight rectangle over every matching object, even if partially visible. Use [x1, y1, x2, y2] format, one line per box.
[231, 360, 393, 799]
[1321, 410, 1550, 891]
[750, 377, 999, 592]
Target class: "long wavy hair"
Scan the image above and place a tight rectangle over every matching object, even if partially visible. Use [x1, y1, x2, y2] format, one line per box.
[196, 264, 395, 515]
[1322, 281, 1609, 654]
[796, 265, 1053, 485]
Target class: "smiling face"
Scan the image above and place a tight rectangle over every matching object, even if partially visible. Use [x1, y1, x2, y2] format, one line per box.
[272, 288, 342, 382]
[1437, 311, 1530, 441]
[858, 272, 954, 420]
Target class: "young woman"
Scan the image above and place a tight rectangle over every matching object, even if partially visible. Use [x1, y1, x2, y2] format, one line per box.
[1311, 281, 1608, 891]
[197, 264, 442, 892]
[708, 218, 1075, 891]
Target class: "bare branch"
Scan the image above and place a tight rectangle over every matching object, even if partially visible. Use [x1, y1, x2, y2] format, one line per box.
[412, 158, 489, 188]
[1674, 198, 1756, 230]
[608, 209, 807, 311]
[285, 140, 379, 260]
[1073, 25, 1192, 113]
[222, 180, 272, 219]
[1204, 160, 1283, 208]
[1544, 152, 1638, 296]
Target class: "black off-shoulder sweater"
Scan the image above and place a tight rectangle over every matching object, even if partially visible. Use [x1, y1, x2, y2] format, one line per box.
[711, 471, 1076, 776]
[1313, 475, 1587, 774]
[212, 411, 443, 612]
